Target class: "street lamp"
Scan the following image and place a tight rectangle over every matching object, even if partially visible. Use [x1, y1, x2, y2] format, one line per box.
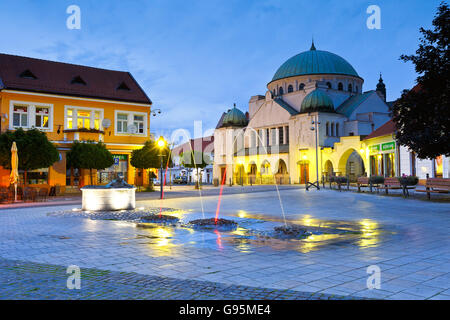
[307, 115, 321, 191]
[156, 137, 166, 199]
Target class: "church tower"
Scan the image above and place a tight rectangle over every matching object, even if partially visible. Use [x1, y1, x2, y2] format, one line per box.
[376, 73, 386, 102]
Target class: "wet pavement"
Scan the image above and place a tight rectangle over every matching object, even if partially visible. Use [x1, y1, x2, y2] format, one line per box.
[0, 188, 450, 300]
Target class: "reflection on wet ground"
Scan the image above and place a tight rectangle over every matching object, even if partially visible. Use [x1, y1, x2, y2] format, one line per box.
[119, 207, 400, 255]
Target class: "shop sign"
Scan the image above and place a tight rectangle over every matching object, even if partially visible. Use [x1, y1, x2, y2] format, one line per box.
[369, 144, 380, 153]
[381, 141, 395, 151]
[113, 154, 128, 165]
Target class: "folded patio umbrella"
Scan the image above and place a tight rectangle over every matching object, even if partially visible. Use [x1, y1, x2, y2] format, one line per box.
[10, 141, 19, 202]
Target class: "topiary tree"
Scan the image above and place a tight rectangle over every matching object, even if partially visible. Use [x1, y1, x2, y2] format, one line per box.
[67, 141, 114, 185]
[0, 128, 59, 186]
[392, 2, 450, 159]
[180, 151, 211, 189]
[130, 140, 171, 188]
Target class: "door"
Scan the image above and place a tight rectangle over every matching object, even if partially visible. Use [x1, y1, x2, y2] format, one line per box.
[220, 167, 226, 184]
[299, 163, 309, 184]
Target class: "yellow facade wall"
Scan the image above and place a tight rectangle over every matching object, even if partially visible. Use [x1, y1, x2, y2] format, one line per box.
[0, 90, 152, 189]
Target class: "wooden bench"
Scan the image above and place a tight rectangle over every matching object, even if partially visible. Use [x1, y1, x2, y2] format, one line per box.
[377, 177, 415, 197]
[416, 178, 450, 200]
[357, 177, 370, 192]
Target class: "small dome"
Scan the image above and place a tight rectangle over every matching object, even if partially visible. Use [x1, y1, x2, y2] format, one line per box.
[271, 43, 360, 83]
[300, 89, 334, 113]
[222, 105, 247, 127]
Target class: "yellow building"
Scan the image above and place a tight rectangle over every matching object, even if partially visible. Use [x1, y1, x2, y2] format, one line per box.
[0, 53, 153, 191]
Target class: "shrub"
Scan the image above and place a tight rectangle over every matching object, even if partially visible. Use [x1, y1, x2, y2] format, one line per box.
[370, 176, 385, 184]
[335, 176, 348, 184]
[398, 176, 419, 186]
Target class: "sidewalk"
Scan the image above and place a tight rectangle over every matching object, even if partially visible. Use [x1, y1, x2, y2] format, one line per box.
[0, 184, 302, 210]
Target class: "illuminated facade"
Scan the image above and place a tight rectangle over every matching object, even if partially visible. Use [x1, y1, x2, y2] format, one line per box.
[0, 53, 153, 191]
[214, 43, 394, 184]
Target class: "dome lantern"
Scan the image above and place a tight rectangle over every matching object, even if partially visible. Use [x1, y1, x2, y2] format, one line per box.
[221, 104, 247, 127]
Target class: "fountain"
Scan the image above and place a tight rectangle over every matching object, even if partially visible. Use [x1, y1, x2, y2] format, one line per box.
[81, 174, 136, 211]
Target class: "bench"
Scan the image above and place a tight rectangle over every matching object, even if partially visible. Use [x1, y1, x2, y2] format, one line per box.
[377, 177, 415, 197]
[416, 178, 450, 200]
[357, 177, 370, 192]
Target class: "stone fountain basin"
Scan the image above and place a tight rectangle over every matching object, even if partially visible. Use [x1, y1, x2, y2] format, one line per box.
[81, 187, 136, 211]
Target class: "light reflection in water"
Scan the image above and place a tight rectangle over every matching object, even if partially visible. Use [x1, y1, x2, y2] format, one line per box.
[214, 229, 223, 250]
[358, 219, 380, 248]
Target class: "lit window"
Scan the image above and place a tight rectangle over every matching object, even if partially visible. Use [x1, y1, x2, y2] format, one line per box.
[94, 111, 100, 130]
[67, 109, 73, 129]
[117, 114, 128, 133]
[133, 115, 144, 134]
[35, 107, 49, 128]
[77, 110, 91, 129]
[13, 105, 28, 127]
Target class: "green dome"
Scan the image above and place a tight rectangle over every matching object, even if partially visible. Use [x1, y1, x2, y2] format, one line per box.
[222, 105, 247, 127]
[271, 44, 360, 82]
[300, 89, 334, 113]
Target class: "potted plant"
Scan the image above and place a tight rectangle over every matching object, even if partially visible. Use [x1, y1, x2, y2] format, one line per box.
[398, 175, 419, 186]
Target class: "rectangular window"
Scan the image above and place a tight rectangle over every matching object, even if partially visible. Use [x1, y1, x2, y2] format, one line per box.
[77, 110, 91, 129]
[13, 105, 28, 127]
[271, 128, 277, 145]
[251, 131, 256, 148]
[67, 109, 73, 129]
[117, 113, 128, 133]
[410, 152, 416, 176]
[266, 128, 269, 146]
[278, 127, 284, 145]
[94, 111, 100, 130]
[285, 126, 289, 144]
[133, 115, 144, 134]
[35, 107, 49, 128]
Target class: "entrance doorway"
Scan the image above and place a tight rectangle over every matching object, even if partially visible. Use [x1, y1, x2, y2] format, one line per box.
[299, 161, 309, 184]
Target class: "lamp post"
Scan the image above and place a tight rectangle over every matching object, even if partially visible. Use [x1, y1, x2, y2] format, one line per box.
[307, 114, 320, 191]
[156, 137, 166, 199]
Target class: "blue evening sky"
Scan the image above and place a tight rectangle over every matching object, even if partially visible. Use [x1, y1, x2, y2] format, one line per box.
[0, 0, 441, 141]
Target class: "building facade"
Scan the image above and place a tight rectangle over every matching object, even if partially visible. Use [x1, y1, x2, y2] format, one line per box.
[169, 136, 214, 184]
[213, 43, 411, 185]
[0, 54, 153, 191]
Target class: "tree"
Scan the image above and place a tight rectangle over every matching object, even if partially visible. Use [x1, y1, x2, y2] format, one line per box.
[0, 128, 59, 185]
[67, 141, 114, 185]
[180, 151, 211, 188]
[130, 140, 171, 187]
[391, 2, 450, 159]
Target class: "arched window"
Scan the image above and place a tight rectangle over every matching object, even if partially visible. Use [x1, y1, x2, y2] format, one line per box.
[279, 87, 284, 95]
[287, 85, 293, 93]
[326, 122, 330, 136]
[338, 83, 343, 91]
[355, 85, 359, 93]
[299, 83, 305, 90]
[331, 122, 335, 136]
[348, 84, 352, 92]
[326, 82, 332, 89]
[336, 123, 339, 137]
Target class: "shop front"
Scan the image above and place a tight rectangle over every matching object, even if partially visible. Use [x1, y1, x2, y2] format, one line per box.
[368, 141, 396, 177]
[97, 154, 129, 185]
